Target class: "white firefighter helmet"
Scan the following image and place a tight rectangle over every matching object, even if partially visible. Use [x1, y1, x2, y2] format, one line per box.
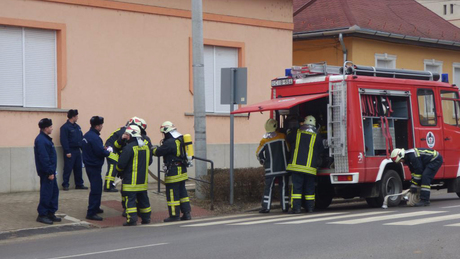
[125, 125, 142, 138]
[160, 121, 176, 133]
[129, 117, 147, 130]
[304, 115, 316, 126]
[264, 118, 278, 133]
[390, 148, 405, 163]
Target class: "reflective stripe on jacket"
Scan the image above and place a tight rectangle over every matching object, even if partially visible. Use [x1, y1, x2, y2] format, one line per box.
[286, 129, 323, 175]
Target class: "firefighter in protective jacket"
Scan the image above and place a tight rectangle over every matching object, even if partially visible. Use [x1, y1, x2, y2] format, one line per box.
[153, 121, 191, 222]
[391, 148, 443, 206]
[286, 115, 324, 213]
[256, 118, 290, 213]
[104, 117, 148, 192]
[116, 125, 153, 226]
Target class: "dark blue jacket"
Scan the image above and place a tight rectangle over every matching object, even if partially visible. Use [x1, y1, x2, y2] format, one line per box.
[82, 128, 110, 167]
[60, 120, 83, 154]
[34, 131, 57, 177]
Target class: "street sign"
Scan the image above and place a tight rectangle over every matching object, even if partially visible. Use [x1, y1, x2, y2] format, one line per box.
[221, 68, 247, 105]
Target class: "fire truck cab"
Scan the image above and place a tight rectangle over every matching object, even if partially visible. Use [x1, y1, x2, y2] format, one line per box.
[233, 62, 460, 208]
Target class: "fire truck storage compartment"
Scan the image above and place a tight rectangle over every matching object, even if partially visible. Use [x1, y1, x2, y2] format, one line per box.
[362, 94, 411, 156]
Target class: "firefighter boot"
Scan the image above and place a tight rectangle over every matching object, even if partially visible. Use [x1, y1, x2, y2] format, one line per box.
[180, 212, 192, 221]
[288, 208, 301, 214]
[123, 220, 137, 226]
[414, 200, 430, 207]
[164, 216, 180, 222]
[306, 201, 314, 213]
[259, 209, 270, 213]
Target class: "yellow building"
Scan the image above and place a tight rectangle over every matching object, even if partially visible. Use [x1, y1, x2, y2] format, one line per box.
[293, 0, 460, 85]
[0, 0, 293, 193]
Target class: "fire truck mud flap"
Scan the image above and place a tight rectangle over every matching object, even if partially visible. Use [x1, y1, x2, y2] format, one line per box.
[366, 169, 402, 208]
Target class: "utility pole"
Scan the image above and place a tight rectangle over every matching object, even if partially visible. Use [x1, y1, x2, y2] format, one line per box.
[191, 0, 207, 199]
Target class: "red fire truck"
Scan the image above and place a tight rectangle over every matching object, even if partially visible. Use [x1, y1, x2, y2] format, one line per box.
[232, 62, 460, 208]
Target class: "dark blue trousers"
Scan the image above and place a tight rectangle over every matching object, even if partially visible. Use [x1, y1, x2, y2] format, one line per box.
[86, 165, 102, 217]
[62, 148, 83, 188]
[37, 175, 59, 216]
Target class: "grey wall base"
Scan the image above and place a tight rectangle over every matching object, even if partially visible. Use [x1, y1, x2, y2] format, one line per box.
[0, 143, 260, 193]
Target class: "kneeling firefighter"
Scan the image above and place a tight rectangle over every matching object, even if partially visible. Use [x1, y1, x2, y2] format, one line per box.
[116, 125, 153, 226]
[390, 148, 443, 207]
[153, 121, 192, 222]
[256, 118, 290, 213]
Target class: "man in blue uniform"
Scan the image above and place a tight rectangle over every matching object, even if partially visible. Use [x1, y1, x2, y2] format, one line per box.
[82, 116, 111, 221]
[391, 148, 443, 206]
[60, 109, 87, 191]
[153, 121, 191, 222]
[34, 118, 61, 224]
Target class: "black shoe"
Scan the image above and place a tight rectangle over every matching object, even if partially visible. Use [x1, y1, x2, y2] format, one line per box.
[307, 207, 314, 213]
[76, 185, 89, 190]
[414, 200, 430, 207]
[104, 188, 118, 192]
[48, 214, 62, 222]
[141, 219, 151, 225]
[180, 212, 192, 221]
[282, 209, 289, 213]
[96, 208, 104, 214]
[259, 209, 270, 213]
[163, 216, 180, 222]
[123, 221, 137, 226]
[86, 215, 103, 221]
[37, 215, 53, 225]
[63, 186, 69, 191]
[288, 209, 301, 214]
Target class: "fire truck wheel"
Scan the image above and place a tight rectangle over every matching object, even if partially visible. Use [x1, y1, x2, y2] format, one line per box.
[366, 170, 402, 208]
[315, 193, 333, 209]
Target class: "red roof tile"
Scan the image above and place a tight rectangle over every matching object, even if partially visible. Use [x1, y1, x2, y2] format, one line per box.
[294, 0, 460, 42]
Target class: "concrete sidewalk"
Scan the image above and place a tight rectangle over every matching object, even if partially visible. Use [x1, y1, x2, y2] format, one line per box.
[0, 182, 212, 240]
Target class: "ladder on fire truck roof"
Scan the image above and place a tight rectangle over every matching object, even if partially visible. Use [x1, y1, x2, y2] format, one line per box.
[294, 62, 439, 81]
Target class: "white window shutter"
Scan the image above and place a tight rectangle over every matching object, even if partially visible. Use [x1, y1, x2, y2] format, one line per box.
[214, 46, 238, 113]
[0, 26, 23, 106]
[24, 28, 56, 108]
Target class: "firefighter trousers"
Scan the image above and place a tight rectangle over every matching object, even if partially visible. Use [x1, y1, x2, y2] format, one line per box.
[104, 157, 117, 190]
[290, 172, 315, 210]
[122, 190, 151, 223]
[262, 175, 289, 211]
[166, 181, 191, 218]
[417, 156, 443, 201]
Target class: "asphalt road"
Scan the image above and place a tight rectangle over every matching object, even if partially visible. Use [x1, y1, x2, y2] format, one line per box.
[2, 190, 460, 259]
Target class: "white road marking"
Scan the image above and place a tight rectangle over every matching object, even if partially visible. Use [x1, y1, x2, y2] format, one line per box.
[146, 213, 259, 227]
[278, 211, 392, 225]
[181, 214, 292, 227]
[441, 205, 460, 209]
[327, 211, 445, 225]
[384, 214, 460, 225]
[445, 222, 460, 227]
[45, 243, 168, 259]
[231, 212, 347, 226]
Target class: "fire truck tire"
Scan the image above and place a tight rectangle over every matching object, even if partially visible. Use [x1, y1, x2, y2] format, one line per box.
[315, 193, 333, 209]
[366, 170, 402, 208]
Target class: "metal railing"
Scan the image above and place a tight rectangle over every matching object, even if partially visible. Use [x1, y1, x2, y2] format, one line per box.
[155, 156, 215, 210]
